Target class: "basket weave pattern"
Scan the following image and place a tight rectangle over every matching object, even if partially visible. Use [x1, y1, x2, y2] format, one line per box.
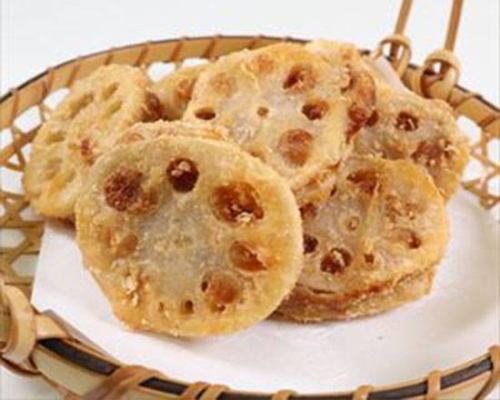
[0, 33, 499, 399]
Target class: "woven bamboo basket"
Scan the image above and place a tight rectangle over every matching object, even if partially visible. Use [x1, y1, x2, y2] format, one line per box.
[1, 0, 499, 398]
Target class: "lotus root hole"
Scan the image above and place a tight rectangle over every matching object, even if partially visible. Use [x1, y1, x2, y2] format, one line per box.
[167, 158, 199, 192]
[321, 247, 352, 275]
[181, 300, 195, 315]
[195, 107, 216, 120]
[299, 202, 317, 220]
[257, 106, 269, 117]
[347, 169, 378, 195]
[175, 78, 196, 102]
[80, 138, 95, 165]
[364, 253, 375, 264]
[203, 272, 241, 312]
[412, 139, 453, 167]
[144, 93, 163, 122]
[212, 182, 264, 224]
[346, 106, 370, 141]
[279, 129, 314, 166]
[330, 185, 338, 197]
[283, 65, 315, 91]
[303, 234, 318, 254]
[395, 111, 419, 131]
[302, 100, 329, 120]
[229, 242, 266, 272]
[366, 110, 379, 126]
[112, 233, 138, 258]
[104, 168, 143, 212]
[346, 216, 360, 231]
[407, 231, 422, 249]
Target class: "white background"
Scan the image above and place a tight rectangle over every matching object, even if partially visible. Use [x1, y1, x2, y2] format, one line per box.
[1, 0, 499, 398]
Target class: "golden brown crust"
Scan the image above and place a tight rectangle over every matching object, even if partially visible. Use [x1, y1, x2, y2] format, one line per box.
[152, 64, 208, 120]
[75, 129, 303, 337]
[23, 65, 162, 218]
[184, 43, 375, 190]
[274, 267, 435, 322]
[277, 156, 448, 322]
[306, 39, 469, 200]
[353, 84, 470, 200]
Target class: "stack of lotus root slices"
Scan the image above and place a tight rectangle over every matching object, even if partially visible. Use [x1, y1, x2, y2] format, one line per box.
[24, 40, 470, 337]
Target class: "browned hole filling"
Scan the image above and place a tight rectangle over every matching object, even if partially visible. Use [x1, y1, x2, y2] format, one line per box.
[111, 233, 138, 258]
[347, 169, 378, 195]
[175, 78, 197, 102]
[299, 202, 317, 220]
[167, 158, 199, 192]
[248, 53, 275, 75]
[302, 100, 329, 120]
[181, 300, 195, 314]
[212, 182, 264, 224]
[209, 73, 235, 97]
[104, 168, 143, 212]
[346, 69, 376, 108]
[195, 107, 216, 120]
[257, 106, 269, 117]
[345, 216, 360, 231]
[283, 65, 316, 91]
[278, 129, 314, 166]
[346, 106, 370, 141]
[68, 92, 94, 118]
[229, 242, 266, 272]
[407, 231, 422, 249]
[411, 139, 453, 167]
[395, 111, 419, 131]
[203, 271, 241, 312]
[366, 110, 379, 127]
[364, 253, 375, 264]
[101, 82, 119, 100]
[79, 138, 96, 165]
[201, 280, 209, 292]
[385, 194, 420, 222]
[303, 234, 318, 254]
[143, 92, 163, 122]
[321, 247, 352, 275]
[330, 185, 338, 197]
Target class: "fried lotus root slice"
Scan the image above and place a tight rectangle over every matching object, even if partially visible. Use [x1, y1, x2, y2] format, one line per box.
[184, 43, 356, 190]
[23, 65, 162, 218]
[305, 40, 377, 142]
[276, 156, 448, 322]
[75, 133, 303, 337]
[117, 120, 229, 145]
[353, 77, 469, 200]
[152, 64, 208, 120]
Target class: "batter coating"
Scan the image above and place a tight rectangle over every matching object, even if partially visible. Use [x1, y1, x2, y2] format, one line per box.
[24, 65, 162, 218]
[76, 131, 303, 337]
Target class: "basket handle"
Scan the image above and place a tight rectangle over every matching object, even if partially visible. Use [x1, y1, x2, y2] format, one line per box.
[409, 0, 464, 99]
[371, 0, 413, 77]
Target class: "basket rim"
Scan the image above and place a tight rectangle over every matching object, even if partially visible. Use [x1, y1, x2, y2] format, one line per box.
[1, 35, 499, 113]
[0, 34, 498, 399]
